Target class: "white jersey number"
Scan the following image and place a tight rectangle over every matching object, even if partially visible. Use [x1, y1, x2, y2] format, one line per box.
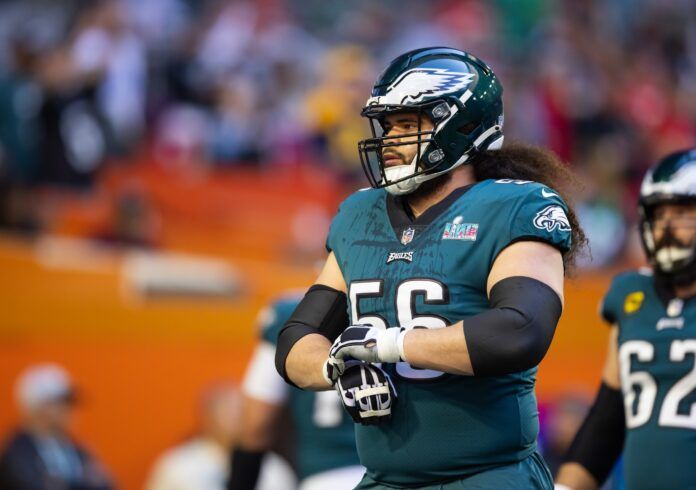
[620, 339, 696, 430]
[349, 278, 449, 381]
[313, 390, 344, 428]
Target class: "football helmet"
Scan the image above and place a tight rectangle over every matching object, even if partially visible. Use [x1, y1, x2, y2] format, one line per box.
[358, 47, 504, 195]
[639, 148, 696, 284]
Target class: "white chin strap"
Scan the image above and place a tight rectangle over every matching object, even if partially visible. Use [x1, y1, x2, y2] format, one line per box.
[383, 126, 504, 196]
[384, 161, 420, 195]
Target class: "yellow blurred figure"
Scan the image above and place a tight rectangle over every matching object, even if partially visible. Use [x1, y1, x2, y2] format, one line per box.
[303, 45, 374, 175]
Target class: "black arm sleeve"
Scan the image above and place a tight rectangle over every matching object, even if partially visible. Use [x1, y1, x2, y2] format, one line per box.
[275, 284, 348, 386]
[564, 382, 626, 485]
[227, 448, 264, 490]
[464, 276, 562, 376]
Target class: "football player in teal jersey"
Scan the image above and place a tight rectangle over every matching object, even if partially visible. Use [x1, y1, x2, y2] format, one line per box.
[556, 148, 696, 490]
[228, 292, 363, 490]
[274, 47, 586, 489]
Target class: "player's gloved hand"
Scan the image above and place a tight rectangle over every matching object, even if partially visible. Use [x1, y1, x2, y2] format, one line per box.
[322, 357, 361, 387]
[329, 325, 407, 364]
[335, 362, 397, 425]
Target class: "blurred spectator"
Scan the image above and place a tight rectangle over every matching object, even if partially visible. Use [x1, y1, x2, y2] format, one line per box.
[70, 0, 147, 152]
[0, 35, 42, 185]
[540, 395, 590, 477]
[541, 394, 617, 490]
[0, 0, 694, 266]
[0, 364, 113, 490]
[302, 45, 374, 178]
[145, 384, 294, 490]
[92, 181, 161, 247]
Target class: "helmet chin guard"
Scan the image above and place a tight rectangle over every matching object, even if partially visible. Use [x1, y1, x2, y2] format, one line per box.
[357, 47, 504, 195]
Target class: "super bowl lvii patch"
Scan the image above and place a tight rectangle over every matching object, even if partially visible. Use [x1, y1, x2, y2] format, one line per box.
[442, 220, 478, 241]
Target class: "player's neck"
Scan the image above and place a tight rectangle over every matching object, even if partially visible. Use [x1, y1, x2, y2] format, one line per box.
[407, 167, 475, 218]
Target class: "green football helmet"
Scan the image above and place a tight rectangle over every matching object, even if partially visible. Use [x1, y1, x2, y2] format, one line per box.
[639, 148, 696, 284]
[358, 47, 504, 195]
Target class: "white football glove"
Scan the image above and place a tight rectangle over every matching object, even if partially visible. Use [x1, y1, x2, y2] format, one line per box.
[335, 362, 397, 425]
[329, 325, 408, 364]
[322, 357, 361, 387]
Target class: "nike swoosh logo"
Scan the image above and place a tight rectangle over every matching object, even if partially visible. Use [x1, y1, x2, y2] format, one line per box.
[541, 189, 558, 199]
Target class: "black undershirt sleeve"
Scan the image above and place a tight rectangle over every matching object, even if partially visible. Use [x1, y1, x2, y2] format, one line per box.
[227, 448, 264, 490]
[564, 382, 626, 485]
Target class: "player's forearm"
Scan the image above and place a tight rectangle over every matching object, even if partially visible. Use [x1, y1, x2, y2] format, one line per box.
[555, 463, 599, 490]
[403, 276, 560, 376]
[285, 333, 333, 390]
[402, 322, 474, 375]
[416, 276, 559, 377]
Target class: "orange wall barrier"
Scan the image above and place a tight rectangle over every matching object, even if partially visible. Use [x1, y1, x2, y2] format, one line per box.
[0, 234, 620, 489]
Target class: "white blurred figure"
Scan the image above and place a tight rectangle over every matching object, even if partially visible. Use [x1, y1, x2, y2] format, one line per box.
[71, 0, 147, 149]
[146, 384, 294, 490]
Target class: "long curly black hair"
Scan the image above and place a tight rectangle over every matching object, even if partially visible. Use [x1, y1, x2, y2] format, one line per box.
[472, 142, 588, 274]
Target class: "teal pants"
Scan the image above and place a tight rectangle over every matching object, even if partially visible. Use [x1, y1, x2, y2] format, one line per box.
[355, 452, 553, 490]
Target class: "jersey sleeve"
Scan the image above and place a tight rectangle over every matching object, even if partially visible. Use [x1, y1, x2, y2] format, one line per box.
[509, 186, 573, 253]
[326, 195, 351, 254]
[326, 188, 377, 255]
[325, 212, 340, 254]
[600, 287, 621, 325]
[599, 272, 638, 325]
[243, 298, 302, 404]
[242, 341, 289, 404]
[258, 297, 303, 346]
[258, 304, 282, 346]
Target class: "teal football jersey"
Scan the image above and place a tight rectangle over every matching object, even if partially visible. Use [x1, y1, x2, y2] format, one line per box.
[601, 270, 696, 490]
[326, 179, 572, 486]
[260, 295, 360, 480]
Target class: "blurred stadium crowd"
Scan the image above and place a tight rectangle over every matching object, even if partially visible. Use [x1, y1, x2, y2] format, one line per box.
[0, 0, 694, 267]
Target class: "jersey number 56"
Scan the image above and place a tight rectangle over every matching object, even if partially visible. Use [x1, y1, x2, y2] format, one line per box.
[349, 279, 450, 381]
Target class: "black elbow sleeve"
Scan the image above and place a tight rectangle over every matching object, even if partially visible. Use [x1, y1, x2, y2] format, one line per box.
[564, 382, 626, 485]
[274, 284, 348, 386]
[464, 276, 562, 376]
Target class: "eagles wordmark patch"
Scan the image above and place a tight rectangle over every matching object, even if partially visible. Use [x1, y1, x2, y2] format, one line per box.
[387, 251, 414, 264]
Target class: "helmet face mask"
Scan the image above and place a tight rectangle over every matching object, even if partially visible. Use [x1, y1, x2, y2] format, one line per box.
[357, 48, 504, 195]
[641, 201, 696, 274]
[359, 103, 439, 194]
[639, 149, 696, 285]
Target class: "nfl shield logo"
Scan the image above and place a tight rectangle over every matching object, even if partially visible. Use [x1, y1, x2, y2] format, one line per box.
[401, 227, 415, 245]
